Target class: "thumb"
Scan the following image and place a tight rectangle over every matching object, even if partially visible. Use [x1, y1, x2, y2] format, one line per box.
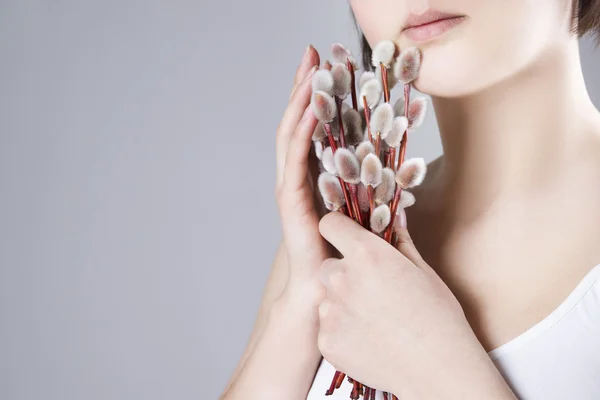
[397, 207, 407, 229]
[393, 211, 430, 271]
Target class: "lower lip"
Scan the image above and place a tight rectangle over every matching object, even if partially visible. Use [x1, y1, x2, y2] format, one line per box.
[403, 16, 466, 42]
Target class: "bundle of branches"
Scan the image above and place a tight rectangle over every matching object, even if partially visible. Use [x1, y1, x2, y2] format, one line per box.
[311, 41, 428, 400]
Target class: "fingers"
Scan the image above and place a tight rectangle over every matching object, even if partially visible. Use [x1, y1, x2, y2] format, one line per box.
[318, 257, 344, 292]
[275, 46, 320, 188]
[318, 297, 333, 320]
[290, 45, 320, 101]
[281, 103, 318, 191]
[319, 212, 374, 257]
[393, 214, 430, 271]
[317, 297, 344, 362]
[276, 65, 318, 187]
[317, 261, 346, 338]
[397, 208, 407, 229]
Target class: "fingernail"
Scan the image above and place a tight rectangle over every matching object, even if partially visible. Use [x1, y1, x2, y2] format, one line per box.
[303, 44, 313, 63]
[396, 209, 407, 229]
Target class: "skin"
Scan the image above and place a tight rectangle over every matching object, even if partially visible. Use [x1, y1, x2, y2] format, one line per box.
[222, 0, 600, 398]
[317, 212, 515, 398]
[352, 0, 600, 355]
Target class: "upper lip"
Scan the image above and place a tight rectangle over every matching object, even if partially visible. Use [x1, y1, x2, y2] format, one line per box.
[402, 9, 464, 31]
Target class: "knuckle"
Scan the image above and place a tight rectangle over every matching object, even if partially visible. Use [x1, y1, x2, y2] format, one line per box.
[318, 298, 332, 320]
[319, 212, 341, 234]
[313, 282, 327, 304]
[320, 257, 336, 271]
[328, 267, 347, 295]
[321, 259, 348, 294]
[354, 242, 372, 260]
[317, 331, 336, 360]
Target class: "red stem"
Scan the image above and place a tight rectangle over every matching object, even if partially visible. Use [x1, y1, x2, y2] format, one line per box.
[397, 83, 411, 168]
[398, 134, 407, 171]
[385, 82, 413, 237]
[348, 59, 358, 111]
[349, 184, 364, 226]
[326, 371, 340, 395]
[380, 62, 390, 103]
[332, 104, 358, 223]
[389, 148, 397, 171]
[351, 380, 359, 400]
[362, 96, 373, 144]
[335, 372, 346, 389]
[339, 178, 355, 220]
[384, 186, 403, 242]
[323, 123, 355, 220]
[335, 97, 348, 148]
[323, 123, 338, 152]
[367, 185, 375, 215]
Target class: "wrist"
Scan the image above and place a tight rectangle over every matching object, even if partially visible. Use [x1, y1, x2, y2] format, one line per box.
[270, 291, 322, 359]
[390, 332, 516, 400]
[272, 283, 322, 325]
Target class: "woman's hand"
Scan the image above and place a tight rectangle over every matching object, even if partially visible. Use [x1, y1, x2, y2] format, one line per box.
[316, 212, 516, 400]
[275, 46, 331, 311]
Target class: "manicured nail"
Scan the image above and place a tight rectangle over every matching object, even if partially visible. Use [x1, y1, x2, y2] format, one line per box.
[396, 210, 407, 229]
[303, 44, 313, 63]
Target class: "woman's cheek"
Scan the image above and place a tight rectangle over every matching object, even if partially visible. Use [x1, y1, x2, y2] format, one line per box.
[415, 2, 569, 97]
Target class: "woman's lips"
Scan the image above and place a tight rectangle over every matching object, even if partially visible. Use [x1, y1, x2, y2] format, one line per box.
[402, 16, 466, 42]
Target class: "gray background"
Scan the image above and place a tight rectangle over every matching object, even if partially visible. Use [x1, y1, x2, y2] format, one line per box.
[1, 1, 598, 399]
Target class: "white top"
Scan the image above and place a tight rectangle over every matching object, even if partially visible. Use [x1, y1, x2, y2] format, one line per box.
[307, 263, 600, 400]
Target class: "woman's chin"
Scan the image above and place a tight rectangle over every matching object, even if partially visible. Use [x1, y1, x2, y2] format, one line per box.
[412, 75, 469, 98]
[408, 39, 489, 98]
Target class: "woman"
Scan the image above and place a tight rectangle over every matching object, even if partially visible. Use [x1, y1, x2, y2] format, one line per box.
[221, 0, 600, 398]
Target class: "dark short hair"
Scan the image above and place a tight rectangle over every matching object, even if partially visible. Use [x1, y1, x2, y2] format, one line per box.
[355, 0, 600, 71]
[575, 0, 600, 40]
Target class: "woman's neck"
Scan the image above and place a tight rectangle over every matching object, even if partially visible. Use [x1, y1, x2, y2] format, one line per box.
[430, 38, 600, 219]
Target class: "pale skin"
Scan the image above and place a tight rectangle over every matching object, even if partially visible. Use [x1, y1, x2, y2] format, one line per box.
[220, 0, 600, 398]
